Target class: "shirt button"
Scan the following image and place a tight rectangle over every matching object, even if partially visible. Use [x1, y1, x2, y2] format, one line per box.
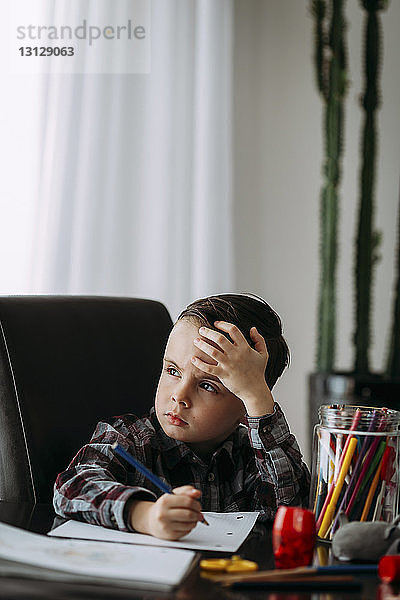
[208, 473, 215, 482]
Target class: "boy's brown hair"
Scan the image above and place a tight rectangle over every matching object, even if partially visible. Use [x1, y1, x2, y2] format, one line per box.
[177, 294, 289, 390]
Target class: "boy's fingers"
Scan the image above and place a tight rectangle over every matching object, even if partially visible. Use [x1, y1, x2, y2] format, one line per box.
[250, 326, 268, 356]
[172, 485, 201, 497]
[165, 489, 208, 528]
[167, 524, 197, 539]
[168, 509, 202, 524]
[190, 355, 218, 376]
[197, 327, 232, 351]
[193, 337, 224, 362]
[213, 321, 247, 344]
[167, 490, 202, 511]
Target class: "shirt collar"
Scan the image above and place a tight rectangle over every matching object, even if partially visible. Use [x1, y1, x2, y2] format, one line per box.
[148, 408, 239, 470]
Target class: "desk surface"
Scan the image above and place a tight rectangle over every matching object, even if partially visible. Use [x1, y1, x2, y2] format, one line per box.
[0, 501, 391, 600]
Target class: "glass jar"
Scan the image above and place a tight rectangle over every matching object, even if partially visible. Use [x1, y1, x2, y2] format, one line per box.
[310, 404, 400, 540]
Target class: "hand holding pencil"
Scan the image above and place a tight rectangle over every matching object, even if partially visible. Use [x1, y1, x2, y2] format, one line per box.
[112, 442, 208, 540]
[128, 485, 205, 540]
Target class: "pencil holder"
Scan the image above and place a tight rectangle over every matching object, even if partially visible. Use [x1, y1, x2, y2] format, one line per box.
[310, 404, 400, 540]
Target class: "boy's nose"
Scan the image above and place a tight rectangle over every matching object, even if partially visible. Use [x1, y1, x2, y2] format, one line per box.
[171, 393, 191, 408]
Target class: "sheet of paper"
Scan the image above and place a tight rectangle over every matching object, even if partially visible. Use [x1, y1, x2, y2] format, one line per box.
[49, 511, 259, 552]
[0, 522, 196, 590]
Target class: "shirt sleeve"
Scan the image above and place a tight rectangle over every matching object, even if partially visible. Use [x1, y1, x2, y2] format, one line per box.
[53, 421, 156, 531]
[243, 402, 311, 520]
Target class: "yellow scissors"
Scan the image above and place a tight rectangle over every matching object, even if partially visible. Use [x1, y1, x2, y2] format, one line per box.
[200, 555, 258, 573]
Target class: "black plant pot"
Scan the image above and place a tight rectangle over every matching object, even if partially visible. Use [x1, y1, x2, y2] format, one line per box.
[308, 371, 400, 457]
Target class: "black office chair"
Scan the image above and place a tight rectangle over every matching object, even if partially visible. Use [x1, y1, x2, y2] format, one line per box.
[0, 296, 173, 503]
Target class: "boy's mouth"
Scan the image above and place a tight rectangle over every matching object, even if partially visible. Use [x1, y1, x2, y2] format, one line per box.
[165, 412, 188, 427]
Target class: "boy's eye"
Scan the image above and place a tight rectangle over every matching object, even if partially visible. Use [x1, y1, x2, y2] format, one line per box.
[166, 366, 180, 377]
[200, 381, 218, 393]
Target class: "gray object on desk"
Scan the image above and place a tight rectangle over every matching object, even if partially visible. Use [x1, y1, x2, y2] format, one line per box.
[332, 514, 400, 561]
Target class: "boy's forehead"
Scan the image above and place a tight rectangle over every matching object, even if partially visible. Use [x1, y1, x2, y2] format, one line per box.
[165, 320, 218, 366]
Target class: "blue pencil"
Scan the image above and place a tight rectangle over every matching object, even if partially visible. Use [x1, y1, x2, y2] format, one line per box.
[231, 580, 363, 591]
[224, 564, 377, 590]
[315, 565, 378, 574]
[112, 442, 209, 525]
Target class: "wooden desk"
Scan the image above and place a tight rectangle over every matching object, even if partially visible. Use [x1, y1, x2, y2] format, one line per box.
[0, 501, 389, 600]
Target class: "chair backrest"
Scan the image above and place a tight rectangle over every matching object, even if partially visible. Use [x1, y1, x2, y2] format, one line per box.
[0, 296, 173, 503]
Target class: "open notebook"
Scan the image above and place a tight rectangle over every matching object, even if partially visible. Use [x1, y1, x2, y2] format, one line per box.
[0, 522, 197, 591]
[49, 511, 260, 552]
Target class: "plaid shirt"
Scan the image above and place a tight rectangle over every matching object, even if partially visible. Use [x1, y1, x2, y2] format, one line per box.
[54, 403, 310, 531]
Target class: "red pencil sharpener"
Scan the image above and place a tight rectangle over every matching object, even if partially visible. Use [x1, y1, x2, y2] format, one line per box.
[379, 555, 400, 583]
[272, 506, 316, 569]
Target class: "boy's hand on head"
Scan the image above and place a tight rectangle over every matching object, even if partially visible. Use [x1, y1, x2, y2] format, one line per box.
[129, 486, 203, 540]
[192, 322, 274, 416]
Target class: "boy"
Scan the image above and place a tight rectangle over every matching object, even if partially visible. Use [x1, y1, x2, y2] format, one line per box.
[54, 294, 310, 540]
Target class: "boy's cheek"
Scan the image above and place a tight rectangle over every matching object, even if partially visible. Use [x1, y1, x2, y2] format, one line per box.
[154, 387, 163, 414]
[155, 374, 167, 401]
[155, 382, 173, 416]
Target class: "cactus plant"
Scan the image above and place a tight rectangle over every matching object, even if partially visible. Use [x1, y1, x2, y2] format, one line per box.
[353, 0, 387, 375]
[386, 184, 400, 378]
[312, 0, 348, 371]
[309, 0, 397, 450]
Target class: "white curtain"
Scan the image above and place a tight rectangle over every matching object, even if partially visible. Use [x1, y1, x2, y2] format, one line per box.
[26, 0, 235, 318]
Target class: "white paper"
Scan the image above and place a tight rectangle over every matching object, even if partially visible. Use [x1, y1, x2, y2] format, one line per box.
[0, 522, 196, 589]
[49, 511, 259, 552]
